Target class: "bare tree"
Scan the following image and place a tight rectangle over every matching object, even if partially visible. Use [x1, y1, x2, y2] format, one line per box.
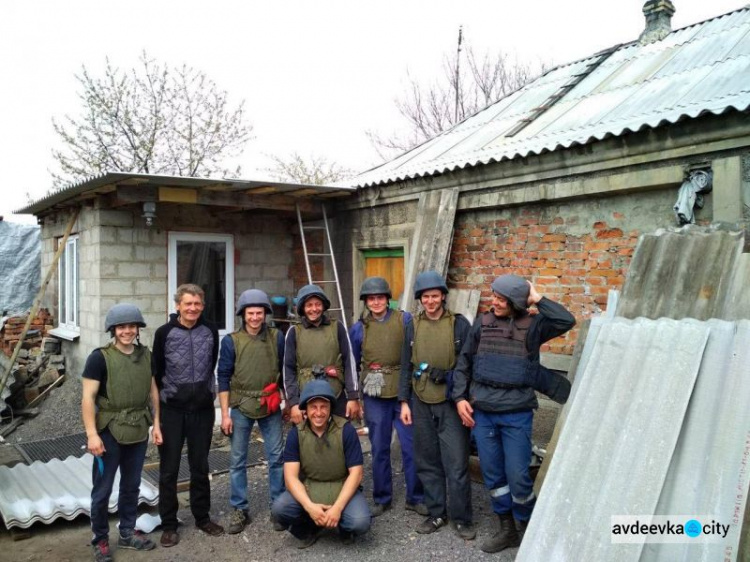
[51, 52, 252, 187]
[369, 45, 548, 158]
[266, 152, 353, 185]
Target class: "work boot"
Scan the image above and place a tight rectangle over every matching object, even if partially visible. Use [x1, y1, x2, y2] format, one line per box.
[227, 509, 250, 534]
[480, 513, 519, 553]
[516, 518, 529, 542]
[405, 502, 429, 516]
[118, 530, 156, 550]
[270, 513, 286, 532]
[371, 502, 392, 517]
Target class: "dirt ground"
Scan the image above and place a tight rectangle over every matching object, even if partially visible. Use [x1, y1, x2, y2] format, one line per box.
[0, 403, 560, 562]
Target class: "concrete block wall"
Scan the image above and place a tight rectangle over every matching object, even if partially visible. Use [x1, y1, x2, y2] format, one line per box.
[40, 204, 296, 375]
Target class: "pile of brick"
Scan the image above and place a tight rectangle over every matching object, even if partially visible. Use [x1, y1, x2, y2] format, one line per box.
[1, 309, 54, 356]
[1, 309, 66, 408]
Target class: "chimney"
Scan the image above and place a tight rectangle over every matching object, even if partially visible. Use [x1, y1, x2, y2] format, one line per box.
[639, 0, 676, 44]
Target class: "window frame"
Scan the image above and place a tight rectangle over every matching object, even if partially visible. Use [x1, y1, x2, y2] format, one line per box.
[57, 235, 80, 333]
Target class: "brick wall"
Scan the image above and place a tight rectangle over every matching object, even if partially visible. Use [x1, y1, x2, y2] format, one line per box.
[449, 189, 680, 355]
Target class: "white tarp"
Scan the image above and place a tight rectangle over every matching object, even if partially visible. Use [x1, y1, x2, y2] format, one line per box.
[0, 220, 40, 314]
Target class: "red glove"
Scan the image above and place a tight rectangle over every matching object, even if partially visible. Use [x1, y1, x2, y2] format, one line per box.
[325, 365, 338, 378]
[260, 382, 281, 414]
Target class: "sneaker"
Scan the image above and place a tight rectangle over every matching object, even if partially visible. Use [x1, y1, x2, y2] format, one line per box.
[416, 516, 447, 534]
[340, 529, 355, 545]
[405, 502, 429, 516]
[160, 529, 180, 547]
[197, 520, 225, 536]
[270, 513, 285, 532]
[453, 522, 477, 540]
[92, 539, 113, 562]
[118, 530, 156, 550]
[227, 509, 250, 534]
[370, 502, 391, 517]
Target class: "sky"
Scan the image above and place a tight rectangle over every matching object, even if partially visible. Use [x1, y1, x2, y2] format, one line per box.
[0, 0, 745, 224]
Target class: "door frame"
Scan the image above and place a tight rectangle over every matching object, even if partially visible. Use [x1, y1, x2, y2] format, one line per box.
[167, 231, 235, 336]
[353, 238, 409, 314]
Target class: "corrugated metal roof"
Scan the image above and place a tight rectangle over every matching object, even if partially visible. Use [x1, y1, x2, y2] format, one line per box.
[616, 225, 750, 321]
[0, 454, 158, 529]
[17, 171, 353, 215]
[642, 319, 750, 562]
[518, 317, 710, 562]
[354, 6, 750, 187]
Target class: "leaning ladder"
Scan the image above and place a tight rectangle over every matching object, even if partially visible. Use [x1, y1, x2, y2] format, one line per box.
[295, 203, 348, 331]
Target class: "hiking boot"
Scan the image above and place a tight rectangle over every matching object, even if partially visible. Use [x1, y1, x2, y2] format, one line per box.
[453, 522, 476, 540]
[297, 528, 321, 549]
[405, 502, 429, 516]
[118, 530, 156, 550]
[481, 513, 519, 553]
[160, 529, 179, 547]
[340, 529, 355, 545]
[227, 509, 250, 534]
[197, 520, 225, 536]
[92, 539, 113, 562]
[270, 513, 286, 532]
[416, 516, 447, 534]
[370, 502, 391, 517]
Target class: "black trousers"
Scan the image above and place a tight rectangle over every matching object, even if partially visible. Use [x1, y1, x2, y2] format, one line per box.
[158, 405, 215, 529]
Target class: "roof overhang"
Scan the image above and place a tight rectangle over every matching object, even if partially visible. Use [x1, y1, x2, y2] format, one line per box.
[16, 172, 353, 216]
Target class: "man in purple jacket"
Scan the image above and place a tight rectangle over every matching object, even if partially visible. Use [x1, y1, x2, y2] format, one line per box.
[152, 284, 224, 547]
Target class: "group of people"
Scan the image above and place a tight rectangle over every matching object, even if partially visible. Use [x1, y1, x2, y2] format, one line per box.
[82, 271, 575, 561]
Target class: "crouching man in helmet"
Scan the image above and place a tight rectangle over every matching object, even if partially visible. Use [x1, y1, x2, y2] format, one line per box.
[218, 289, 286, 534]
[82, 304, 161, 562]
[271, 380, 371, 548]
[453, 275, 575, 553]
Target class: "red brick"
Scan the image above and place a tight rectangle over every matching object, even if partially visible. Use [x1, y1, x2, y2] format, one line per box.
[596, 228, 624, 239]
[593, 221, 607, 230]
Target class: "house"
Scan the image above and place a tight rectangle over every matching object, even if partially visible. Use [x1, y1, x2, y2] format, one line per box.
[17, 173, 352, 375]
[333, 1, 750, 362]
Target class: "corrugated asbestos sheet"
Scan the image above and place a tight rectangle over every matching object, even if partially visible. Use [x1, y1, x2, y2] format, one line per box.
[616, 226, 750, 321]
[353, 6, 750, 187]
[0, 454, 158, 529]
[517, 317, 710, 562]
[642, 319, 750, 562]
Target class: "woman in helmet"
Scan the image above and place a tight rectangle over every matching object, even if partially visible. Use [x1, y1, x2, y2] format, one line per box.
[282, 284, 360, 425]
[81, 304, 161, 562]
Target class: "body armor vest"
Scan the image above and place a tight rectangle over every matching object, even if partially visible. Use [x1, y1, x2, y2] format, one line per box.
[298, 415, 349, 505]
[96, 343, 153, 444]
[362, 310, 404, 399]
[473, 312, 533, 388]
[229, 327, 279, 419]
[295, 320, 345, 397]
[411, 310, 456, 404]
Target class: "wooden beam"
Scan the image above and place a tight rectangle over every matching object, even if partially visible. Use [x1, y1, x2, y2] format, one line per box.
[159, 186, 198, 203]
[115, 185, 158, 203]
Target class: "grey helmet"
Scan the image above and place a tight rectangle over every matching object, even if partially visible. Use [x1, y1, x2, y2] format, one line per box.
[235, 289, 272, 316]
[413, 271, 449, 300]
[299, 379, 337, 410]
[296, 284, 331, 312]
[104, 303, 146, 332]
[491, 274, 530, 311]
[359, 276, 392, 300]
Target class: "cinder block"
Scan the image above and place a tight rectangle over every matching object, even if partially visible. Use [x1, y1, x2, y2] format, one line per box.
[143, 246, 167, 261]
[135, 279, 165, 296]
[100, 244, 134, 262]
[99, 279, 135, 296]
[96, 209, 134, 228]
[118, 263, 152, 278]
[117, 228, 135, 244]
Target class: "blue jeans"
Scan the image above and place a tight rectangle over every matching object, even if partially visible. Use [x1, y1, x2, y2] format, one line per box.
[363, 395, 423, 505]
[90, 428, 148, 544]
[271, 489, 371, 538]
[472, 409, 536, 522]
[230, 409, 285, 511]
